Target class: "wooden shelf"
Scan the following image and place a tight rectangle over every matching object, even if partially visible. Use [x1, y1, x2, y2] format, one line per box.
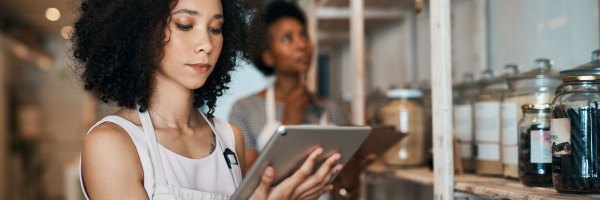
[365, 161, 600, 199]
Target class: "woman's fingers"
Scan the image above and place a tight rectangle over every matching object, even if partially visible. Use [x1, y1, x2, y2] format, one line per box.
[249, 167, 275, 200]
[291, 153, 342, 199]
[295, 163, 341, 200]
[296, 184, 335, 200]
[291, 147, 323, 181]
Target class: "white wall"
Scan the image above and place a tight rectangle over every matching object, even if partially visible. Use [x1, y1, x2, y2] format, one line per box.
[213, 62, 268, 120]
[488, 0, 599, 73]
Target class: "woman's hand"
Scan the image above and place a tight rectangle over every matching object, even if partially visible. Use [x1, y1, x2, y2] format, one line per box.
[281, 82, 312, 125]
[249, 147, 343, 200]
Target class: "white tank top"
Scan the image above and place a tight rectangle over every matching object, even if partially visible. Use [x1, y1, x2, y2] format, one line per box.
[79, 115, 238, 199]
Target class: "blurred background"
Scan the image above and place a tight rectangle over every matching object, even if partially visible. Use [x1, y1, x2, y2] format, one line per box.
[0, 0, 597, 199]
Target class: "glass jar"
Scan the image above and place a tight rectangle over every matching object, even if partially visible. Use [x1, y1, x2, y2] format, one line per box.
[503, 59, 561, 179]
[454, 73, 479, 172]
[518, 104, 553, 187]
[551, 75, 600, 193]
[475, 66, 518, 176]
[557, 49, 600, 95]
[382, 89, 426, 166]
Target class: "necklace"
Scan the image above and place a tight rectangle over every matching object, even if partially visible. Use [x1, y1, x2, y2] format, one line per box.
[149, 108, 192, 131]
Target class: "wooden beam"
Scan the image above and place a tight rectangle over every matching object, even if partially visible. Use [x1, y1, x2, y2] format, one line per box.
[317, 7, 403, 20]
[430, 0, 454, 199]
[350, 0, 364, 126]
[318, 30, 349, 42]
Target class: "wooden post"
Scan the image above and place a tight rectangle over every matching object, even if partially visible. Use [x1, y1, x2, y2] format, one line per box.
[351, 0, 365, 126]
[430, 0, 454, 199]
[299, 0, 319, 93]
[0, 35, 9, 200]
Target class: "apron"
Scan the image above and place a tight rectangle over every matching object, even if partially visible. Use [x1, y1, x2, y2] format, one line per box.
[137, 106, 242, 200]
[255, 83, 331, 152]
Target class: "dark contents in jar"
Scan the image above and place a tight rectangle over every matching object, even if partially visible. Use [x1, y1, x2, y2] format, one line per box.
[519, 124, 553, 187]
[552, 103, 600, 192]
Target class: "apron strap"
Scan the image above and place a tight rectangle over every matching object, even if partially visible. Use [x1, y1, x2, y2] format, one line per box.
[136, 105, 170, 187]
[265, 83, 276, 122]
[198, 111, 242, 188]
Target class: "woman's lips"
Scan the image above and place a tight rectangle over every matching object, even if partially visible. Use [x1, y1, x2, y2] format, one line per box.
[187, 63, 211, 74]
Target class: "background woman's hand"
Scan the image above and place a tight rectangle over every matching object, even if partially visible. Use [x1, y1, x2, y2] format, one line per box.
[249, 147, 342, 200]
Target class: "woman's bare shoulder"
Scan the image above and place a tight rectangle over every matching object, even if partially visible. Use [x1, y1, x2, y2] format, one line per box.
[81, 107, 146, 199]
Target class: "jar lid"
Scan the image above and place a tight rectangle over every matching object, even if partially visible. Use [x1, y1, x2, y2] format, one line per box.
[560, 50, 600, 76]
[508, 58, 560, 81]
[386, 89, 423, 99]
[522, 103, 551, 110]
[562, 75, 600, 82]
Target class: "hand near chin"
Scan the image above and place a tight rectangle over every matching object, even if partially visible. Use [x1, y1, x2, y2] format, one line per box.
[249, 147, 343, 200]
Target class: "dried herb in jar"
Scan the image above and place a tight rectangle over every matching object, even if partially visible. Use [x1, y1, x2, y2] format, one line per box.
[552, 103, 600, 192]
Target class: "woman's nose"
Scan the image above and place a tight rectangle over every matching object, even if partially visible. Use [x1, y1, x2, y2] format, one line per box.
[194, 33, 214, 54]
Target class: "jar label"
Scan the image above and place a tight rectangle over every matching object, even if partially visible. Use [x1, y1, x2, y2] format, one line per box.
[475, 102, 501, 142]
[454, 104, 473, 159]
[501, 102, 518, 145]
[531, 130, 552, 163]
[550, 118, 571, 155]
[475, 144, 500, 161]
[552, 157, 562, 173]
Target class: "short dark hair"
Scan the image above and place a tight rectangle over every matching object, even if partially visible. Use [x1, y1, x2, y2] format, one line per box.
[72, 0, 262, 115]
[245, 0, 307, 76]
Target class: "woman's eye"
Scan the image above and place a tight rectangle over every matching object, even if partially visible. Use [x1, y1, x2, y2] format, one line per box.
[209, 28, 222, 34]
[175, 23, 193, 31]
[282, 35, 291, 43]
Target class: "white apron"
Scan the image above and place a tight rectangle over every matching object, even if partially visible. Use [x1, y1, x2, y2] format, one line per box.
[255, 83, 331, 152]
[137, 106, 242, 200]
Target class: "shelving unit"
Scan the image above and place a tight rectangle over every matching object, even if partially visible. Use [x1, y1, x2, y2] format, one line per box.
[365, 161, 600, 199]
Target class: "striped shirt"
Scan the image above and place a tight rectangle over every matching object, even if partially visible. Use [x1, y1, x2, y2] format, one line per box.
[229, 94, 348, 150]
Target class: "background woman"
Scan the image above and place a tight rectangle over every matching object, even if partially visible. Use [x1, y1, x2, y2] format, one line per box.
[231, 1, 374, 199]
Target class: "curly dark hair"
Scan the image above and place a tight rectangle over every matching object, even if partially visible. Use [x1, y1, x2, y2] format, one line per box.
[72, 0, 265, 115]
[245, 0, 307, 76]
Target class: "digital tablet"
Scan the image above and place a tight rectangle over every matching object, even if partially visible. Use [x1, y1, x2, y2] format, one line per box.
[231, 125, 371, 200]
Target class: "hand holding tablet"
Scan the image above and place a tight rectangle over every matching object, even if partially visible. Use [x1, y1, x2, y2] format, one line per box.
[232, 125, 371, 200]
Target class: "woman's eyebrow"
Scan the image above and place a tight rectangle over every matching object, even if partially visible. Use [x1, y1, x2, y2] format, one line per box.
[214, 14, 224, 19]
[173, 9, 199, 16]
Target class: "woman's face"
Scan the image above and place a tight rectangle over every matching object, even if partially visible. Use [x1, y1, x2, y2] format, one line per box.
[263, 17, 313, 75]
[159, 0, 224, 90]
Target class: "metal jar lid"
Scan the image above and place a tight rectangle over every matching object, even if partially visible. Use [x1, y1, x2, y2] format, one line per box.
[507, 58, 562, 90]
[560, 50, 600, 76]
[521, 103, 551, 110]
[562, 75, 600, 82]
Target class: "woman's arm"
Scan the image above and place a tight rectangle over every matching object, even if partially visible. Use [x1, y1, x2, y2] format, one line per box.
[81, 123, 148, 200]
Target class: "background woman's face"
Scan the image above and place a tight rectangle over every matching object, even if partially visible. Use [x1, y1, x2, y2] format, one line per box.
[263, 17, 313, 75]
[159, 0, 224, 89]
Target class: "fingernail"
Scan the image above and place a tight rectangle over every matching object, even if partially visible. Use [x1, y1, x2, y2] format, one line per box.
[335, 154, 341, 161]
[336, 165, 343, 172]
[316, 148, 323, 155]
[266, 168, 274, 177]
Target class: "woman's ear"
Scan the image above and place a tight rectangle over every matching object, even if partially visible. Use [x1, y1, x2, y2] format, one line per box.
[262, 51, 275, 68]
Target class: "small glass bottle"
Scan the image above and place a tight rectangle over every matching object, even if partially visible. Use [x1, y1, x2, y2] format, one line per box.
[518, 104, 553, 187]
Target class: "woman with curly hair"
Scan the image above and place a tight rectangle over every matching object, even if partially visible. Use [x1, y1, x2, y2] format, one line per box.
[74, 0, 342, 199]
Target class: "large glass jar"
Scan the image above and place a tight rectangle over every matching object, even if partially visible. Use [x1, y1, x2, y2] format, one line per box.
[382, 89, 426, 166]
[557, 50, 600, 95]
[453, 73, 479, 172]
[475, 66, 518, 176]
[551, 75, 600, 193]
[518, 104, 553, 187]
[503, 59, 561, 179]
